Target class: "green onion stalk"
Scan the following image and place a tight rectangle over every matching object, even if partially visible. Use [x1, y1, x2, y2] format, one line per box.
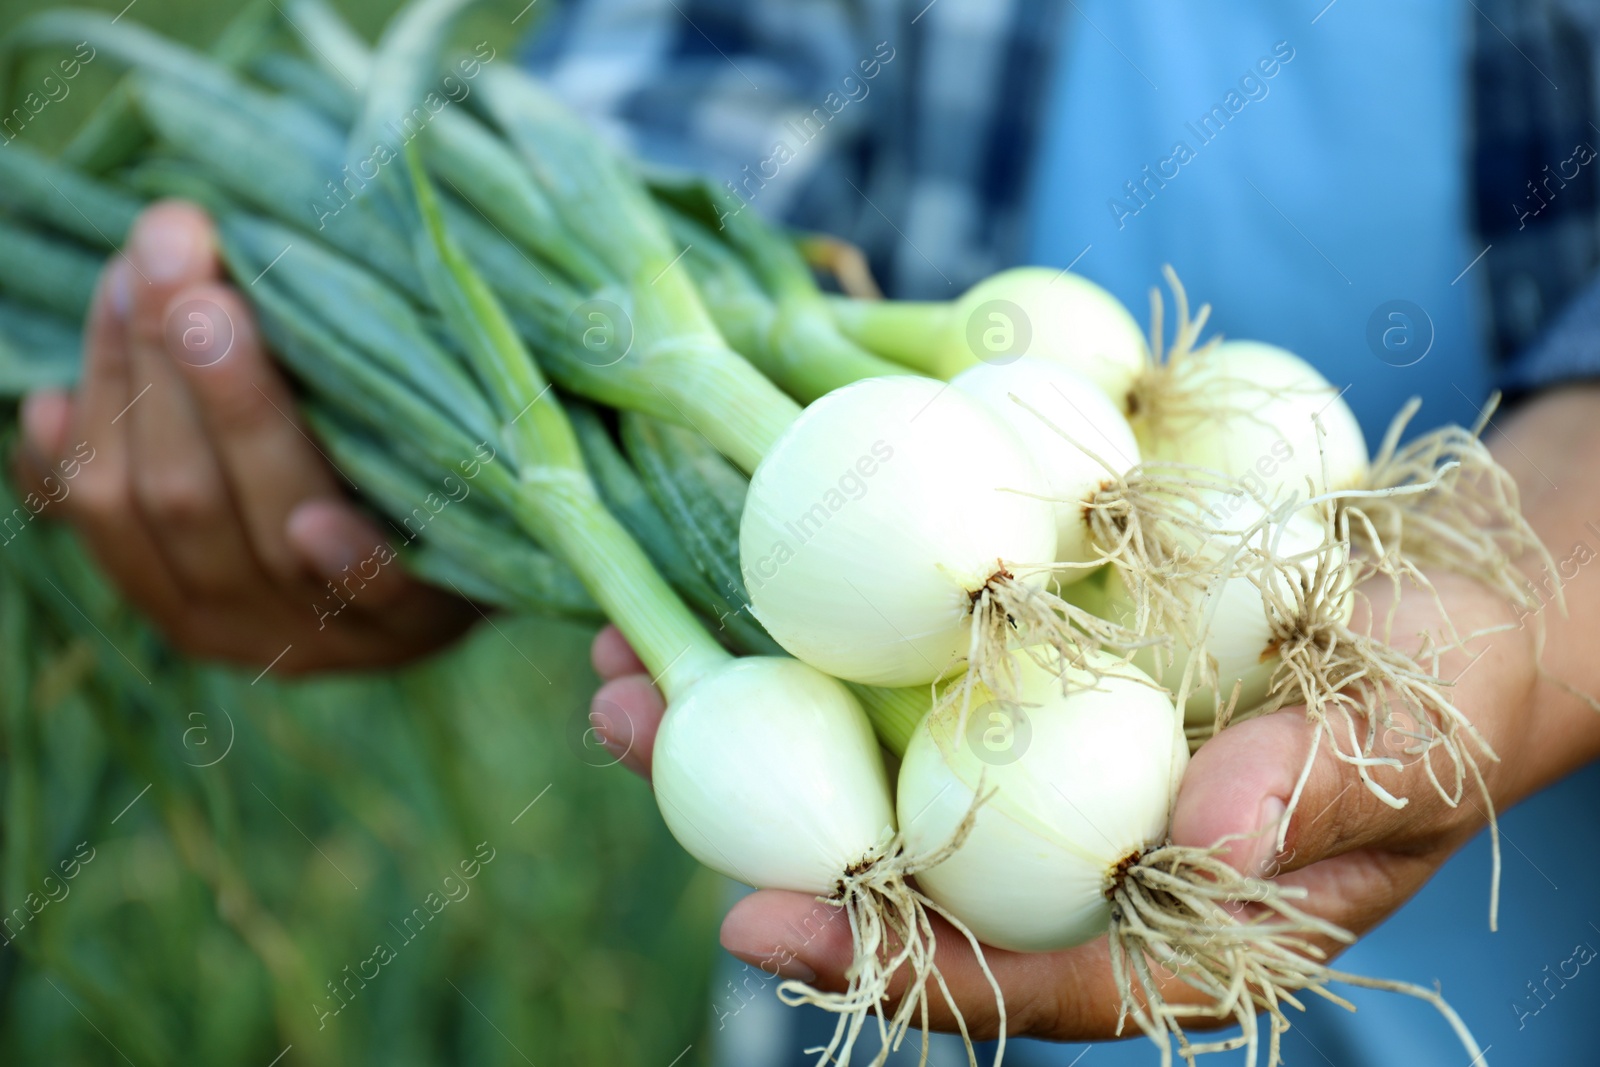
[0, 140, 785, 661]
[827, 294, 961, 374]
[397, 147, 728, 697]
[847, 684, 926, 758]
[645, 171, 908, 401]
[41, 1, 898, 451]
[0, 218, 101, 322]
[0, 3, 944, 745]
[395, 146, 930, 717]
[0, 185, 934, 758]
[0, 7, 792, 474]
[359, 0, 884, 444]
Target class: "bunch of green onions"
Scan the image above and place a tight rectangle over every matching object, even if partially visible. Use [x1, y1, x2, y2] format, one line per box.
[0, 1, 1552, 1063]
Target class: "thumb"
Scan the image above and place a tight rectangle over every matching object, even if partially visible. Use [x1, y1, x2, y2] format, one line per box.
[1171, 705, 1445, 878]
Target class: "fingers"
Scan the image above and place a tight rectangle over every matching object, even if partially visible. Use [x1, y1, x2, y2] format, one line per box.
[170, 281, 456, 631]
[20, 391, 71, 459]
[1172, 716, 1441, 940]
[720, 889, 1058, 1038]
[36, 201, 472, 672]
[1157, 572, 1545, 975]
[59, 257, 189, 622]
[1165, 688, 1502, 947]
[711, 574, 1540, 1046]
[1, 198, 477, 674]
[165, 281, 346, 585]
[591, 625, 647, 680]
[1172, 698, 1499, 890]
[589, 629, 658, 780]
[1170, 711, 1308, 877]
[283, 497, 476, 667]
[123, 206, 264, 597]
[718, 888, 1216, 1041]
[589, 672, 663, 779]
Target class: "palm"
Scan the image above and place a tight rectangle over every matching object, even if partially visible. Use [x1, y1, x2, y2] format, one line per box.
[586, 568, 1534, 1041]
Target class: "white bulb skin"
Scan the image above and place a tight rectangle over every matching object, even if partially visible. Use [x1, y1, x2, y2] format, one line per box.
[740, 376, 1057, 687]
[933, 268, 1148, 407]
[1139, 340, 1368, 500]
[951, 358, 1140, 572]
[1070, 567, 1277, 727]
[1066, 495, 1352, 726]
[652, 657, 895, 894]
[896, 651, 1187, 953]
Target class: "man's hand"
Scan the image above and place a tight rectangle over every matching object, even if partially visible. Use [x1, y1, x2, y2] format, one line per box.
[13, 201, 473, 674]
[584, 382, 1600, 1040]
[586, 543, 1599, 1039]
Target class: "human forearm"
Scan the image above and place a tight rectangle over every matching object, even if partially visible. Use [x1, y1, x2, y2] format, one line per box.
[1490, 385, 1600, 793]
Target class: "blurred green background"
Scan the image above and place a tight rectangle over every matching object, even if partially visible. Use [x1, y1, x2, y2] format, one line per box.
[0, 1, 723, 1064]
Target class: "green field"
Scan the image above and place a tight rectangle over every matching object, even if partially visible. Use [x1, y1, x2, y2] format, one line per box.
[0, 2, 723, 1063]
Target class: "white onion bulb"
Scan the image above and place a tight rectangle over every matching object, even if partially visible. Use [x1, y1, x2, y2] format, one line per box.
[951, 357, 1140, 572]
[655, 657, 1010, 1062]
[740, 376, 1056, 687]
[896, 650, 1186, 952]
[1068, 494, 1352, 725]
[934, 268, 1148, 404]
[652, 657, 893, 892]
[1138, 340, 1368, 500]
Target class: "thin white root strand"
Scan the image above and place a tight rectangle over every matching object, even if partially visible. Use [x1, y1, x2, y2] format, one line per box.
[1263, 600, 1497, 854]
[1108, 843, 1486, 1067]
[1005, 389, 1300, 708]
[1348, 393, 1560, 618]
[777, 791, 1005, 1067]
[1004, 390, 1266, 683]
[1343, 401, 1600, 837]
[947, 567, 1153, 736]
[1129, 266, 1324, 439]
[1081, 462, 1266, 655]
[1222, 497, 1498, 867]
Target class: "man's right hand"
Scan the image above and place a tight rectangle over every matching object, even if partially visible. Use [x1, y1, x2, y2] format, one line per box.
[585, 557, 1587, 1045]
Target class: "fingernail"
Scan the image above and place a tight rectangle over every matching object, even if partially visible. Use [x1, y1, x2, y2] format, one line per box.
[108, 259, 134, 320]
[1249, 797, 1287, 876]
[300, 530, 361, 581]
[721, 920, 818, 984]
[590, 709, 622, 748]
[587, 701, 638, 771]
[131, 212, 203, 284]
[772, 956, 817, 984]
[733, 946, 816, 985]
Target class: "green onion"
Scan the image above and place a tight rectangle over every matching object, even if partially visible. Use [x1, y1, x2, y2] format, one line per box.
[226, 211, 498, 445]
[130, 70, 424, 298]
[0, 219, 100, 320]
[401, 145, 727, 698]
[618, 412, 752, 629]
[0, 140, 141, 248]
[649, 172, 905, 400]
[304, 405, 599, 619]
[476, 66, 802, 472]
[569, 404, 777, 656]
[0, 301, 79, 393]
[2, 11, 348, 170]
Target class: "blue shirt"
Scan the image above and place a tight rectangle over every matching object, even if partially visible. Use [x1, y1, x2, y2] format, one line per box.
[1017, 3, 1600, 1064]
[1026, 0, 1491, 440]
